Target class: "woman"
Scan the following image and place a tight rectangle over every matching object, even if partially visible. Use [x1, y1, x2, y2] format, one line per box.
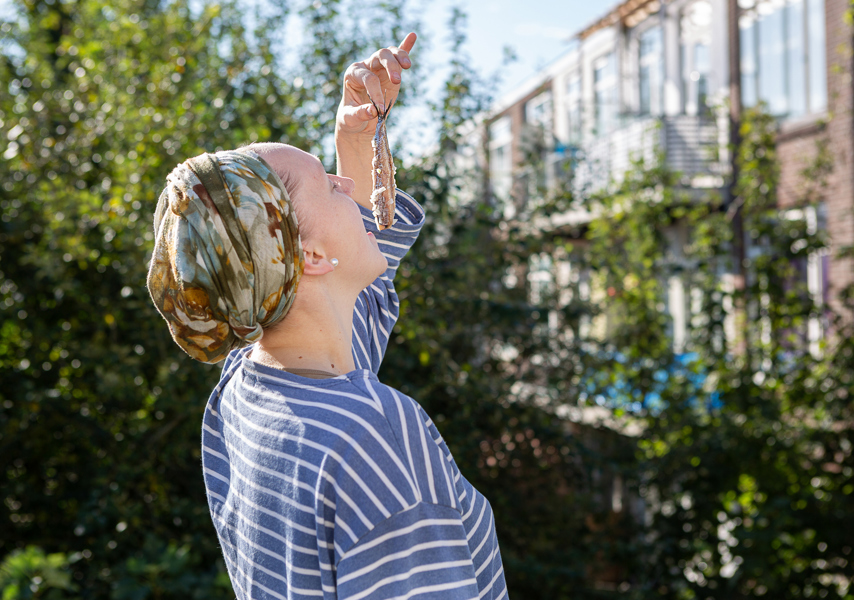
[147, 33, 508, 599]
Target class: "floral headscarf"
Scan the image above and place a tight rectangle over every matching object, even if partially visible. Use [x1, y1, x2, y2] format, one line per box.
[146, 149, 304, 363]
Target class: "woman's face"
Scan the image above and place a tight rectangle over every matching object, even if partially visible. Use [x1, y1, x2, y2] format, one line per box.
[253, 143, 387, 291]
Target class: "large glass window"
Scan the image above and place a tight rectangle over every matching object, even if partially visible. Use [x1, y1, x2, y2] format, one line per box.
[566, 73, 582, 143]
[639, 27, 663, 115]
[681, 0, 713, 115]
[740, 17, 758, 107]
[740, 0, 826, 118]
[489, 116, 513, 201]
[526, 91, 553, 136]
[594, 52, 617, 135]
[757, 6, 786, 114]
[807, 0, 826, 112]
[786, 0, 806, 116]
[525, 91, 553, 191]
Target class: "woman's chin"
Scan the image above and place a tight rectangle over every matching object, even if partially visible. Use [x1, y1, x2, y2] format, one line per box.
[371, 255, 388, 282]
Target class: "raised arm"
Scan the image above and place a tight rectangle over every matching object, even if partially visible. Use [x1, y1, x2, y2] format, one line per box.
[334, 32, 417, 210]
[333, 33, 422, 372]
[350, 191, 424, 372]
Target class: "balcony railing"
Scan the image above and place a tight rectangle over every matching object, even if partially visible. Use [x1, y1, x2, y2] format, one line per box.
[566, 114, 725, 192]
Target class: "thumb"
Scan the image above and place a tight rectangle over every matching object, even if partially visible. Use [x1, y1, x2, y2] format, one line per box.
[340, 102, 377, 128]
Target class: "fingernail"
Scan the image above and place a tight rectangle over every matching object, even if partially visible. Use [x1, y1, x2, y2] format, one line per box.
[392, 73, 401, 82]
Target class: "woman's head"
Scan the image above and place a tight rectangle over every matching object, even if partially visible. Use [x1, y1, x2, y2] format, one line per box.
[146, 143, 386, 363]
[247, 142, 387, 290]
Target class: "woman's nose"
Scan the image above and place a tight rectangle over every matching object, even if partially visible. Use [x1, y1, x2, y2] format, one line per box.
[341, 177, 355, 195]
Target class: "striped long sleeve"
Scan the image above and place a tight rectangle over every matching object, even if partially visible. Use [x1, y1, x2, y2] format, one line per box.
[351, 190, 424, 373]
[203, 360, 508, 600]
[203, 189, 508, 600]
[335, 503, 479, 600]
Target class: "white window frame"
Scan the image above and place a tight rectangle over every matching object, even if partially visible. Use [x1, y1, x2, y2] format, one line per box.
[593, 52, 618, 136]
[680, 0, 714, 116]
[738, 0, 827, 119]
[526, 91, 553, 134]
[637, 25, 664, 116]
[566, 72, 582, 144]
[488, 115, 513, 202]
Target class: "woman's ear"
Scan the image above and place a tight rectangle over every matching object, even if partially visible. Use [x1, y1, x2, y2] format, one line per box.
[301, 245, 335, 276]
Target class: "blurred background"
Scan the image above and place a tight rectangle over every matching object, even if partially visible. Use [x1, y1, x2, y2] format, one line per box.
[1, 0, 853, 598]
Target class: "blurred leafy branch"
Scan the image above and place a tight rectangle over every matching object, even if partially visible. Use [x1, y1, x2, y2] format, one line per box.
[0, 0, 416, 597]
[0, 546, 78, 599]
[1, 0, 853, 599]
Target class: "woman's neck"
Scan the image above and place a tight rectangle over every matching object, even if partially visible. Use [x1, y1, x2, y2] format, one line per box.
[250, 282, 357, 376]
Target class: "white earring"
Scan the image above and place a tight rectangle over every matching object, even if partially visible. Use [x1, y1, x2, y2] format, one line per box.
[330, 258, 339, 267]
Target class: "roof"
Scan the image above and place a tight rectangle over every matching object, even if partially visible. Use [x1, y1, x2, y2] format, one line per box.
[487, 0, 664, 120]
[575, 0, 662, 39]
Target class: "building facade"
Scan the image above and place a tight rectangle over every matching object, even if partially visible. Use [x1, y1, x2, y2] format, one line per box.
[484, 0, 853, 331]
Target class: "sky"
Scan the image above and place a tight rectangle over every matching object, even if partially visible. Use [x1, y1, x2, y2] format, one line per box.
[418, 0, 618, 99]
[0, 0, 622, 153]
[397, 0, 622, 152]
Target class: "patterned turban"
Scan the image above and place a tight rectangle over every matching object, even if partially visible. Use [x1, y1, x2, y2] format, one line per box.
[146, 149, 304, 364]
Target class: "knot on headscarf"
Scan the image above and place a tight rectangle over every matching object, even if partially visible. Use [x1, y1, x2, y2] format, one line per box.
[146, 149, 304, 364]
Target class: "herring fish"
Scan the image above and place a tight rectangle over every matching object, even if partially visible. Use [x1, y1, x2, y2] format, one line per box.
[370, 100, 396, 230]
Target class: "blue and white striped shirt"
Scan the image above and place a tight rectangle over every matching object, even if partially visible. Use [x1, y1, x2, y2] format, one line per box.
[202, 191, 508, 600]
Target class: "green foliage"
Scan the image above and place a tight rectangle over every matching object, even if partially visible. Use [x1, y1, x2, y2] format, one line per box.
[0, 546, 77, 599]
[2, 0, 852, 598]
[0, 0, 411, 597]
[108, 536, 232, 600]
[571, 107, 854, 598]
[385, 10, 645, 597]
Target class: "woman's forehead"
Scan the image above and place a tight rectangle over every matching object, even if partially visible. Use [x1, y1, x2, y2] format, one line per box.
[275, 146, 325, 179]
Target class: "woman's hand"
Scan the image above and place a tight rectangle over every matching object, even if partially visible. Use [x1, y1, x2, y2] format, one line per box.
[335, 32, 417, 139]
[334, 33, 416, 210]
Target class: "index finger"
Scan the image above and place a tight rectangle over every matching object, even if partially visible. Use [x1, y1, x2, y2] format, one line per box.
[399, 32, 417, 53]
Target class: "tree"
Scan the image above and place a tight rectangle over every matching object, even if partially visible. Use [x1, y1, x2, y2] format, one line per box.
[571, 107, 854, 598]
[386, 9, 644, 597]
[0, 546, 78, 599]
[0, 0, 413, 597]
[4, 0, 850, 597]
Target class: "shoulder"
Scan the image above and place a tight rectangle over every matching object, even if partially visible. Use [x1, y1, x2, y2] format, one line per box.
[367, 384, 461, 509]
[375, 388, 454, 463]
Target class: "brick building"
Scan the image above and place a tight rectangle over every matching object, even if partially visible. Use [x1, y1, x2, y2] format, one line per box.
[768, 0, 854, 318]
[483, 0, 853, 329]
[473, 2, 851, 590]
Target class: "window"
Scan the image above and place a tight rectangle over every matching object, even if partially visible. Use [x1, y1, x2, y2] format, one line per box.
[740, 15, 758, 107]
[787, 0, 806, 115]
[566, 73, 582, 143]
[638, 26, 663, 115]
[740, 0, 826, 118]
[758, 5, 786, 114]
[489, 116, 513, 201]
[523, 91, 554, 193]
[807, 0, 827, 112]
[528, 253, 554, 306]
[783, 205, 828, 356]
[526, 91, 553, 134]
[594, 52, 617, 135]
[680, 0, 713, 115]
